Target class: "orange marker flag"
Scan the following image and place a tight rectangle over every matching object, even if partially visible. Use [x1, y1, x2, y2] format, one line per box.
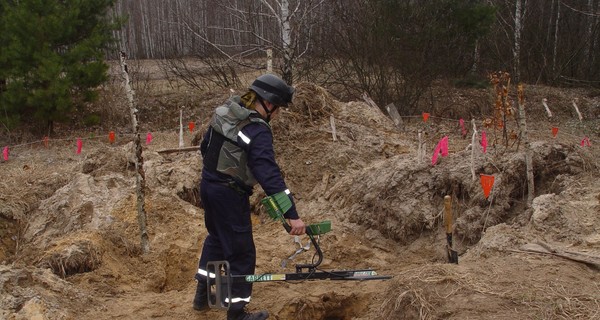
[2, 146, 8, 161]
[422, 112, 430, 122]
[480, 174, 495, 199]
[146, 132, 153, 145]
[188, 121, 195, 133]
[43, 136, 49, 148]
[551, 127, 558, 138]
[109, 131, 116, 144]
[76, 138, 82, 154]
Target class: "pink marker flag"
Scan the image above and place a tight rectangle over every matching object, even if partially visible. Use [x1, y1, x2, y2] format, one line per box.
[2, 146, 8, 161]
[431, 136, 449, 166]
[146, 132, 153, 145]
[459, 119, 467, 137]
[481, 131, 488, 153]
[581, 136, 591, 147]
[76, 138, 82, 154]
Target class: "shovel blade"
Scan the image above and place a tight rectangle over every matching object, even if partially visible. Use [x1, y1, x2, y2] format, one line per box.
[447, 248, 458, 264]
[446, 233, 458, 264]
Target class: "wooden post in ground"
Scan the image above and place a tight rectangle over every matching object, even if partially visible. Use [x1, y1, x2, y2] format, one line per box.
[385, 103, 403, 131]
[179, 108, 184, 148]
[517, 84, 534, 206]
[542, 98, 553, 118]
[418, 130, 424, 164]
[119, 51, 150, 254]
[572, 98, 583, 121]
[330, 115, 337, 142]
[470, 119, 478, 181]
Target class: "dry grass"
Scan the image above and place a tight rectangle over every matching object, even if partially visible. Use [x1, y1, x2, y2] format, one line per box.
[378, 264, 600, 320]
[37, 236, 103, 278]
[289, 81, 339, 124]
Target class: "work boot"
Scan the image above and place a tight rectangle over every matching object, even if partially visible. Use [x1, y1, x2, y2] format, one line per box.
[192, 281, 209, 311]
[227, 307, 269, 320]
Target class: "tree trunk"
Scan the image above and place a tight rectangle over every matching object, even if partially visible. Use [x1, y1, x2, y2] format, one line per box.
[552, 0, 561, 79]
[281, 0, 294, 84]
[513, 0, 523, 84]
[584, 0, 594, 74]
[120, 51, 150, 254]
[470, 39, 480, 74]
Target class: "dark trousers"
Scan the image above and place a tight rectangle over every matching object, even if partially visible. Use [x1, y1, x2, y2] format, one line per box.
[196, 178, 255, 311]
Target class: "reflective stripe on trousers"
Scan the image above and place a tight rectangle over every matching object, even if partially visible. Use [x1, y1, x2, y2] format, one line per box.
[196, 268, 251, 303]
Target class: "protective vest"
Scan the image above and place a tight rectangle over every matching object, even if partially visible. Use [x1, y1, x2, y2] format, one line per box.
[203, 97, 270, 188]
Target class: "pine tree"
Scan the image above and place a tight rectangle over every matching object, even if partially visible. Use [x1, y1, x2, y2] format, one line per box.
[0, 0, 120, 133]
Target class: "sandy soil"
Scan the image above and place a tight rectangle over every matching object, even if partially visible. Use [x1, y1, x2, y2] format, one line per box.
[1, 73, 600, 320]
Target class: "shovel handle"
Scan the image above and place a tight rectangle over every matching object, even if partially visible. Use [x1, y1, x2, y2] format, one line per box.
[443, 195, 453, 234]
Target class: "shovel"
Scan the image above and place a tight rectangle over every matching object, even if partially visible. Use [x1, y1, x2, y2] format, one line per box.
[443, 195, 459, 264]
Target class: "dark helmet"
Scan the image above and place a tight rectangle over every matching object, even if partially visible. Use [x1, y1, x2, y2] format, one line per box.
[249, 74, 294, 107]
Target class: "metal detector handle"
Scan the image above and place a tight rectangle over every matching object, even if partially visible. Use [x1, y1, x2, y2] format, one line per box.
[282, 220, 292, 233]
[280, 220, 310, 235]
[279, 222, 312, 235]
[282, 220, 332, 235]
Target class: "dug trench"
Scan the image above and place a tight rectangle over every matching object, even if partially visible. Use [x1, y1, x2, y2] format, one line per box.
[1, 82, 599, 319]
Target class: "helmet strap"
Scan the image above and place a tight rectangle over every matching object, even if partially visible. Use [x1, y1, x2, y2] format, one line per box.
[258, 97, 278, 123]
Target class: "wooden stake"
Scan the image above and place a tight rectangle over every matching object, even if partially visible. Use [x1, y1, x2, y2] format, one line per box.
[179, 109, 184, 148]
[470, 119, 478, 180]
[157, 146, 200, 154]
[572, 98, 583, 121]
[330, 115, 337, 141]
[385, 103, 403, 130]
[361, 92, 378, 109]
[517, 84, 534, 207]
[418, 131, 423, 164]
[542, 98, 553, 118]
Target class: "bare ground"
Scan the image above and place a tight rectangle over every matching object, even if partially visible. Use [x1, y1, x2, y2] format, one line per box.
[1, 70, 600, 320]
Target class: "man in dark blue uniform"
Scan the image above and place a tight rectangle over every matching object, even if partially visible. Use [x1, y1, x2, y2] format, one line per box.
[193, 74, 306, 320]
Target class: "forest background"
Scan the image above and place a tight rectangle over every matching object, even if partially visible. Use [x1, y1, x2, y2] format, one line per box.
[0, 0, 599, 139]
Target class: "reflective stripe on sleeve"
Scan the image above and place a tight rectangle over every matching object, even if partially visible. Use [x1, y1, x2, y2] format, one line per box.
[238, 131, 251, 144]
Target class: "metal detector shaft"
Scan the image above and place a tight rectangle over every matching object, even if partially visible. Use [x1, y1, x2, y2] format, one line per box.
[206, 261, 392, 310]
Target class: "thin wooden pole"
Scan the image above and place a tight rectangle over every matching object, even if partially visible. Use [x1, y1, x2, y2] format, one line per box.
[572, 98, 583, 121]
[517, 84, 534, 206]
[542, 98, 553, 118]
[120, 51, 150, 254]
[470, 119, 478, 181]
[330, 115, 337, 142]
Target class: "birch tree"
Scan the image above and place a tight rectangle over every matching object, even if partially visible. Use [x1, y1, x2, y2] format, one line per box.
[513, 0, 524, 83]
[552, 0, 561, 79]
[174, 0, 325, 85]
[511, 0, 533, 205]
